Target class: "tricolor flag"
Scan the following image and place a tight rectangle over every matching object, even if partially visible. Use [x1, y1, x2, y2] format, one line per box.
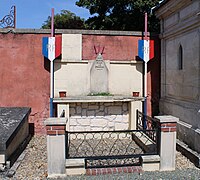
[42, 36, 62, 61]
[138, 40, 154, 63]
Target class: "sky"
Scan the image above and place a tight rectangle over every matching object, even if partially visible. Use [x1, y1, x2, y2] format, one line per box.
[0, 0, 91, 29]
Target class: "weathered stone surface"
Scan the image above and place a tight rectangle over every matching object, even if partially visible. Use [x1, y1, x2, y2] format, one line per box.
[69, 102, 130, 131]
[77, 118, 90, 126]
[81, 109, 87, 117]
[91, 119, 108, 127]
[108, 122, 114, 128]
[99, 105, 104, 111]
[69, 119, 77, 126]
[90, 54, 109, 93]
[87, 110, 95, 117]
[122, 114, 129, 122]
[88, 105, 99, 110]
[69, 108, 76, 116]
[73, 126, 86, 131]
[115, 122, 128, 130]
[122, 103, 128, 111]
[81, 103, 88, 109]
[90, 127, 103, 131]
[114, 115, 124, 122]
[96, 111, 105, 116]
[106, 115, 116, 121]
[70, 103, 76, 108]
[76, 106, 82, 114]
[0, 107, 31, 152]
[108, 106, 122, 115]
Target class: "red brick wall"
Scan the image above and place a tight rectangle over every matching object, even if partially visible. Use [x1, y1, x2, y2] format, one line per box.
[0, 33, 50, 134]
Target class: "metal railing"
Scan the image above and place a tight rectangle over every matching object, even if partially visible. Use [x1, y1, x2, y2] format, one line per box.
[136, 110, 160, 143]
[66, 129, 159, 168]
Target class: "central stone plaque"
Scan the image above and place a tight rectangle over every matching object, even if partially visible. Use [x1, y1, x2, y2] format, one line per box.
[90, 53, 109, 94]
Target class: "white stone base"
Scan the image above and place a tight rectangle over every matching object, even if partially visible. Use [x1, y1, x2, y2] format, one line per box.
[0, 154, 5, 164]
[140, 155, 160, 171]
[66, 159, 86, 176]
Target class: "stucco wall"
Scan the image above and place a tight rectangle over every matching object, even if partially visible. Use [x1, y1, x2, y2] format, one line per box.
[0, 33, 50, 134]
[82, 35, 140, 61]
[54, 61, 143, 97]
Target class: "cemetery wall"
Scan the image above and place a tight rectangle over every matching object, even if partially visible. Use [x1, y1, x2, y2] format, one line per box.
[0, 32, 50, 134]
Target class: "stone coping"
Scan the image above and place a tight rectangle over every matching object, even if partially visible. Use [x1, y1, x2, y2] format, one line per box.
[0, 28, 144, 36]
[141, 155, 160, 162]
[154, 115, 179, 123]
[53, 96, 145, 103]
[66, 159, 85, 168]
[0, 107, 31, 152]
[44, 118, 68, 126]
[54, 60, 143, 64]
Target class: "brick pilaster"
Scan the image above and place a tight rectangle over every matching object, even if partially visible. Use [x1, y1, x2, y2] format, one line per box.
[155, 115, 179, 171]
[46, 125, 65, 135]
[160, 122, 177, 132]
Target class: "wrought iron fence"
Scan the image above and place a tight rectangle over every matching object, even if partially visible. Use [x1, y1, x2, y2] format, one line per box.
[0, 6, 16, 28]
[66, 129, 159, 168]
[136, 110, 160, 143]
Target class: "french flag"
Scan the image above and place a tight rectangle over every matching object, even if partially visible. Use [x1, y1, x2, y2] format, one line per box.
[138, 40, 154, 63]
[42, 36, 62, 61]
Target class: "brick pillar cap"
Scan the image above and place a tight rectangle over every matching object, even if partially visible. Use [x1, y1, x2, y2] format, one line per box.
[154, 115, 179, 123]
[44, 118, 68, 126]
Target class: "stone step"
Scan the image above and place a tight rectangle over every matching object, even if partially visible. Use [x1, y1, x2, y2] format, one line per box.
[66, 158, 85, 176]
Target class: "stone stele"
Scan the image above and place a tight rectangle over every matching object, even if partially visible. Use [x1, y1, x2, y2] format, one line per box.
[90, 53, 109, 94]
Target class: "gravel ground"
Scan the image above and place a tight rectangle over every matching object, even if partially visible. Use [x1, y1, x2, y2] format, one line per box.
[0, 135, 200, 180]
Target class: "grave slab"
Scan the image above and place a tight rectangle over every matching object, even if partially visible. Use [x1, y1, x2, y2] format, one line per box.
[0, 107, 31, 166]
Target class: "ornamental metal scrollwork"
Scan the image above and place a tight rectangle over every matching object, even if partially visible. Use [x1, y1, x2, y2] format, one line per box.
[66, 129, 159, 168]
[0, 6, 16, 28]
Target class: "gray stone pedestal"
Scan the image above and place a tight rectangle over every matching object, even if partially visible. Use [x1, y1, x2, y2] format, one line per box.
[44, 118, 67, 178]
[155, 115, 179, 171]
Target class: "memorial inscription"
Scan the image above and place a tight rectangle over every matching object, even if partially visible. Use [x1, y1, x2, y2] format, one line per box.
[90, 53, 109, 94]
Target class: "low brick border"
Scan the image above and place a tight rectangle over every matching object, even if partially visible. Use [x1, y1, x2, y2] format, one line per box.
[86, 166, 142, 176]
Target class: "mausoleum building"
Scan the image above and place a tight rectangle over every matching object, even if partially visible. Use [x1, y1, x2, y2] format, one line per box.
[155, 0, 200, 154]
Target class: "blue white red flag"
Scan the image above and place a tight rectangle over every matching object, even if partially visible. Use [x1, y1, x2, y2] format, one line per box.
[42, 36, 62, 61]
[138, 40, 154, 63]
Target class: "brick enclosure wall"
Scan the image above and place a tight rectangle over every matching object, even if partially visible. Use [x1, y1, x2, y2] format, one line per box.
[69, 102, 129, 131]
[0, 33, 50, 134]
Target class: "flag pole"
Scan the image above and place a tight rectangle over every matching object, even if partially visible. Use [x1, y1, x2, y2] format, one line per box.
[50, 8, 54, 117]
[144, 12, 148, 128]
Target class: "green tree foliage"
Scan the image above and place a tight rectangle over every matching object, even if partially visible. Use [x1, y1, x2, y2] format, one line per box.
[42, 10, 86, 29]
[76, 0, 160, 32]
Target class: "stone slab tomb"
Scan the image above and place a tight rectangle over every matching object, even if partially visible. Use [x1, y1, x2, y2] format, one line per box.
[0, 107, 30, 169]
